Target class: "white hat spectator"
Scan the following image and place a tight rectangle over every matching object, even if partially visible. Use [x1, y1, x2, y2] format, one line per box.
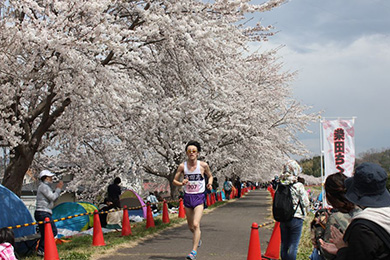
[39, 170, 55, 179]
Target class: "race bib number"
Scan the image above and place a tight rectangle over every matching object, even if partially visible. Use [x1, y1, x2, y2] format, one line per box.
[186, 183, 200, 193]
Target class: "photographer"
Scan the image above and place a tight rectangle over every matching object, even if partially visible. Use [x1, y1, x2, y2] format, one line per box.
[34, 170, 63, 257]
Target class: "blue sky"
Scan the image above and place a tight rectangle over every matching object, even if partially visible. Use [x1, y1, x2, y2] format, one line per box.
[250, 0, 390, 157]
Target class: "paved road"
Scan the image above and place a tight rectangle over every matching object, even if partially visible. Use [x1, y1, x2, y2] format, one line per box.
[97, 190, 275, 260]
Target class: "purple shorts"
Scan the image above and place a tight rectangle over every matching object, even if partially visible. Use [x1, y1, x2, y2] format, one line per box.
[183, 193, 205, 209]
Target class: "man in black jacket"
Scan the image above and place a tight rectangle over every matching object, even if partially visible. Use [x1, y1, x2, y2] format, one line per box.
[108, 177, 122, 208]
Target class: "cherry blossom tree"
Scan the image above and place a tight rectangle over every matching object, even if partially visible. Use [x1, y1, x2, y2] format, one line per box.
[0, 0, 146, 195]
[0, 0, 319, 200]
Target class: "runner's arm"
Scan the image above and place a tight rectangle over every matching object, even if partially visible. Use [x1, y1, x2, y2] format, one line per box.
[173, 164, 187, 186]
[202, 162, 213, 190]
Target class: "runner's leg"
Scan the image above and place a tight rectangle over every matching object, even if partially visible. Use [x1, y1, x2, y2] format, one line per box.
[185, 207, 195, 233]
[191, 204, 204, 252]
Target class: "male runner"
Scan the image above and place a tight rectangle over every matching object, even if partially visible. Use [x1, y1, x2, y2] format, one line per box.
[173, 140, 213, 260]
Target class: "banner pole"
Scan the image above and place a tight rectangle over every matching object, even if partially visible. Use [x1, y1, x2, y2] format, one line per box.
[319, 116, 326, 207]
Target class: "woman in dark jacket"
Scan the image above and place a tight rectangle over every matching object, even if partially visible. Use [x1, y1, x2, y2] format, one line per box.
[320, 163, 390, 260]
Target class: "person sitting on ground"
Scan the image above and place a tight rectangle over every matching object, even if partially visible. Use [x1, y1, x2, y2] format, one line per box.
[0, 227, 17, 260]
[34, 170, 63, 257]
[154, 191, 163, 202]
[309, 172, 361, 260]
[146, 192, 159, 212]
[99, 198, 114, 228]
[320, 162, 390, 260]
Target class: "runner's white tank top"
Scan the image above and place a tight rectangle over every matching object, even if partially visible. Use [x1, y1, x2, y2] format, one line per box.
[183, 161, 205, 194]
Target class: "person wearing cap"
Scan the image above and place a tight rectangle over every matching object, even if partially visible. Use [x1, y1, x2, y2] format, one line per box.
[320, 162, 390, 260]
[173, 140, 213, 260]
[34, 170, 63, 257]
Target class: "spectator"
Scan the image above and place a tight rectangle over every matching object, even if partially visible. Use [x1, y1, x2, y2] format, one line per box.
[309, 172, 361, 260]
[108, 177, 122, 208]
[146, 192, 159, 212]
[279, 159, 310, 260]
[154, 191, 163, 202]
[320, 162, 390, 260]
[223, 177, 233, 200]
[234, 176, 241, 198]
[212, 177, 219, 201]
[271, 175, 280, 190]
[34, 170, 63, 257]
[0, 227, 17, 260]
[99, 198, 114, 228]
[297, 176, 305, 185]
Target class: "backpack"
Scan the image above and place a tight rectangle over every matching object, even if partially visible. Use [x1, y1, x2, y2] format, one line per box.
[223, 181, 232, 191]
[272, 183, 302, 222]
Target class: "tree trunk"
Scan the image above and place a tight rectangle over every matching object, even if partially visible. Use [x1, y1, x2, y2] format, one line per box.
[2, 96, 70, 197]
[167, 173, 180, 199]
[2, 144, 35, 197]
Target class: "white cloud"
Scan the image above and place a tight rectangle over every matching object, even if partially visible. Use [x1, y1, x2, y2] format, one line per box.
[248, 0, 390, 156]
[253, 33, 390, 156]
[286, 34, 390, 155]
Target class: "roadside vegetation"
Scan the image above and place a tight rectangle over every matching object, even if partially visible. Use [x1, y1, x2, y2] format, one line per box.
[300, 148, 390, 190]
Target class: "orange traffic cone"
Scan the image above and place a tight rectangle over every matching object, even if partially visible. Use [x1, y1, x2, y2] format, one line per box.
[267, 186, 275, 199]
[146, 203, 155, 228]
[206, 194, 211, 207]
[121, 206, 132, 236]
[263, 222, 281, 260]
[162, 200, 170, 224]
[92, 210, 106, 246]
[247, 222, 261, 260]
[43, 217, 59, 260]
[178, 198, 186, 218]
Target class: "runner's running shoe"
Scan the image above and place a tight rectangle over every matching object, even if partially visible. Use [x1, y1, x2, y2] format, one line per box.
[186, 250, 197, 260]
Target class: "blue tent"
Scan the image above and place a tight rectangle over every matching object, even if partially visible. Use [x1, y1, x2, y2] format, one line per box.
[0, 184, 35, 238]
[52, 202, 98, 233]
